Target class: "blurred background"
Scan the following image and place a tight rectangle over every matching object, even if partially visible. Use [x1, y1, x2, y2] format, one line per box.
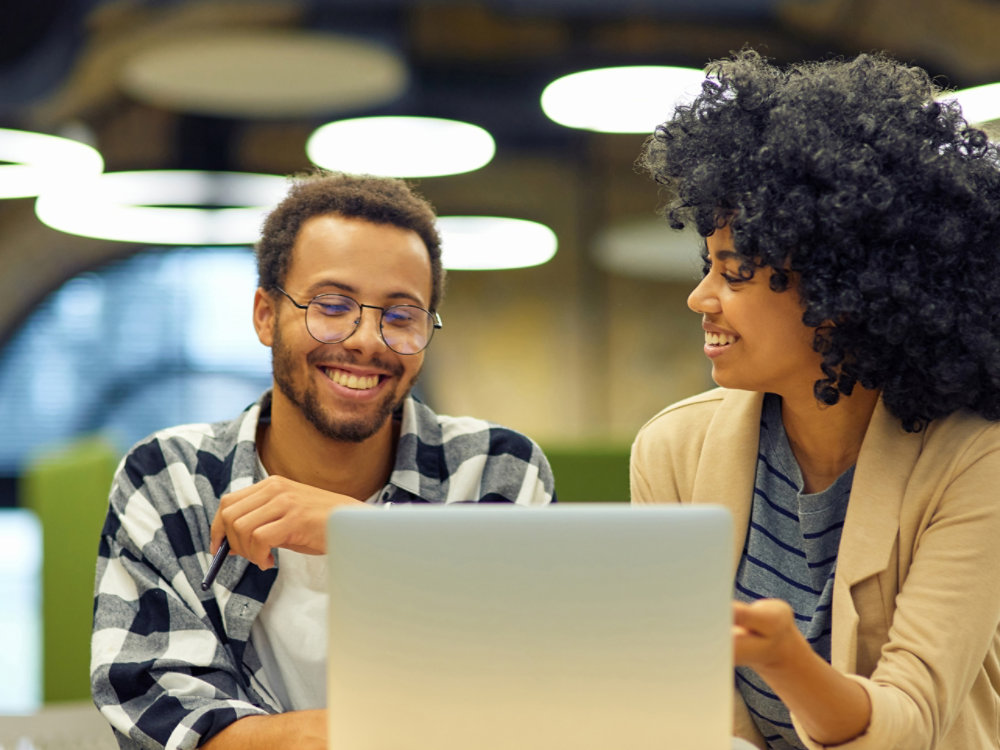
[2, 0, 1000, 719]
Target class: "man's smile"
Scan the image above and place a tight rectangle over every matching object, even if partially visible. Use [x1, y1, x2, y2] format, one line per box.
[322, 366, 383, 391]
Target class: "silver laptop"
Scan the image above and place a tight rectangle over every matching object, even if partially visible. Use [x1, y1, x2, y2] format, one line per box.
[326, 503, 733, 750]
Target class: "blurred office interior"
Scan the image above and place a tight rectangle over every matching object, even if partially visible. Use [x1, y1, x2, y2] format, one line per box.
[1, 0, 999, 718]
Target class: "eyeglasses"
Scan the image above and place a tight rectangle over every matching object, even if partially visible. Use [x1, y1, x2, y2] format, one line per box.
[274, 286, 442, 355]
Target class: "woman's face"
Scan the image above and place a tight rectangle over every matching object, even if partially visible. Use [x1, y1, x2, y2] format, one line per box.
[686, 224, 823, 398]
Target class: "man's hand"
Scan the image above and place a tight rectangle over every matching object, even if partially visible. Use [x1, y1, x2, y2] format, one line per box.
[209, 476, 365, 570]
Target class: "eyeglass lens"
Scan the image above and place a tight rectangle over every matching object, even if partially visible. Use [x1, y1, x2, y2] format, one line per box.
[305, 294, 434, 354]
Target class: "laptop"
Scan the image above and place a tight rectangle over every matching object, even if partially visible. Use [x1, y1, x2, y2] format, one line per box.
[326, 503, 733, 750]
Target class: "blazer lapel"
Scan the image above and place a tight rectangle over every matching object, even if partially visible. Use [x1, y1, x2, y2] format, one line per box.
[830, 398, 921, 672]
[690, 389, 764, 574]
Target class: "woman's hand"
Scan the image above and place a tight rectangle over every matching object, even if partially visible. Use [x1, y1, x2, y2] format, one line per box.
[732, 598, 871, 746]
[733, 599, 801, 672]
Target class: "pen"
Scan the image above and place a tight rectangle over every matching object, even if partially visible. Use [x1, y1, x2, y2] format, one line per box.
[201, 538, 230, 591]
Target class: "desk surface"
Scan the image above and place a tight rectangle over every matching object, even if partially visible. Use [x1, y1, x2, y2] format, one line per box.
[0, 702, 760, 750]
[0, 701, 116, 750]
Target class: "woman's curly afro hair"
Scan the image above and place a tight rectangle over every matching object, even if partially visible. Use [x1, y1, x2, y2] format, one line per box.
[640, 49, 1000, 432]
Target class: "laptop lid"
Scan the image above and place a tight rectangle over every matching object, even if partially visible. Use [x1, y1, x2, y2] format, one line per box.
[326, 503, 733, 750]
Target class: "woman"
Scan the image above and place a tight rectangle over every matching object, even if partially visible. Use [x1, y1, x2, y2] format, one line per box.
[631, 50, 1000, 749]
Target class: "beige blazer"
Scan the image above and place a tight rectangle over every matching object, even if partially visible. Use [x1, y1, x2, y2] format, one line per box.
[630, 388, 1000, 750]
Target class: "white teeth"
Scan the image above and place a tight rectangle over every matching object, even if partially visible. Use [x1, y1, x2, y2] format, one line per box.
[326, 369, 379, 390]
[705, 331, 737, 346]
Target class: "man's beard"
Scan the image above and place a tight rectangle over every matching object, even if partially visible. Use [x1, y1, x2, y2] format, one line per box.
[271, 325, 417, 443]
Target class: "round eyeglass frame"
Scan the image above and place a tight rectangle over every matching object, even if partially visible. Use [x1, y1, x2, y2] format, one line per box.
[274, 286, 442, 355]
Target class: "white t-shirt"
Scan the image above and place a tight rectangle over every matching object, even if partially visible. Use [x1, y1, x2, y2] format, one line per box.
[249, 460, 379, 710]
[251, 547, 328, 710]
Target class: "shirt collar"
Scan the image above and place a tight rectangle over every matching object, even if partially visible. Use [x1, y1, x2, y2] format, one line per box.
[247, 390, 447, 503]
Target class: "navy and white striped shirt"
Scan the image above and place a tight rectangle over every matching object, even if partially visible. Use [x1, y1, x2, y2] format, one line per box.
[734, 393, 853, 749]
[91, 390, 555, 750]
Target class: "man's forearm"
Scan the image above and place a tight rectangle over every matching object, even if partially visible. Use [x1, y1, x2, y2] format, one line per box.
[201, 709, 326, 750]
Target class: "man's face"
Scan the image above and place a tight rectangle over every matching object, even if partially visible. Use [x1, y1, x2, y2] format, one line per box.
[255, 214, 433, 443]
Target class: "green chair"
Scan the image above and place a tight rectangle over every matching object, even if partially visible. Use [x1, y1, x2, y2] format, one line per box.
[543, 444, 631, 503]
[21, 436, 118, 704]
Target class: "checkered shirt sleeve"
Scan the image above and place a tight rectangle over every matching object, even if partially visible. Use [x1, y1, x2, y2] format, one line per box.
[91, 402, 277, 750]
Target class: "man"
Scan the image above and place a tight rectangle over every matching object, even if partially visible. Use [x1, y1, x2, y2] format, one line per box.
[91, 172, 555, 750]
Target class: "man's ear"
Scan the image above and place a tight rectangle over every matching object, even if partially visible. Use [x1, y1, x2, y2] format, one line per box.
[253, 287, 276, 347]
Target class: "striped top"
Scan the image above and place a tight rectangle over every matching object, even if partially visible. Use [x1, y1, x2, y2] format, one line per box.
[734, 393, 854, 749]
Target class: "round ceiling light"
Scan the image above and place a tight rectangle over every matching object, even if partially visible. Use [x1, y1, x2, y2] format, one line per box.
[437, 216, 557, 270]
[0, 128, 104, 199]
[307, 116, 496, 178]
[119, 30, 408, 117]
[541, 65, 706, 134]
[35, 170, 288, 245]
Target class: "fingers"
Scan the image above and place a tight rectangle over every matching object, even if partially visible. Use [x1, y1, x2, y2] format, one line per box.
[732, 599, 798, 670]
[733, 598, 794, 635]
[216, 479, 298, 569]
[209, 476, 365, 570]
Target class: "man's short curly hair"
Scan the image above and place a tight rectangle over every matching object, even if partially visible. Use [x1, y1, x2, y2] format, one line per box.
[639, 49, 1000, 431]
[256, 170, 445, 311]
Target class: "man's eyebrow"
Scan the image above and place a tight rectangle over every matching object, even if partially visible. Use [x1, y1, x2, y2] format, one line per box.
[305, 280, 357, 296]
[306, 280, 426, 306]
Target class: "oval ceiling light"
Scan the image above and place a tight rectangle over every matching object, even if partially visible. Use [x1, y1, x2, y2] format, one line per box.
[35, 170, 288, 245]
[437, 216, 557, 270]
[120, 30, 408, 118]
[940, 81, 1000, 125]
[0, 128, 104, 199]
[541, 65, 705, 134]
[307, 116, 496, 178]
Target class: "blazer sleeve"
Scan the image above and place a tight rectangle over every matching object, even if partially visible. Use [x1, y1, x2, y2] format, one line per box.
[793, 422, 1000, 750]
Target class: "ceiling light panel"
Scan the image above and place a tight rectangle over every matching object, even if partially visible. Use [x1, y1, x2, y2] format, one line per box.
[438, 216, 557, 270]
[0, 128, 104, 199]
[35, 170, 288, 245]
[307, 116, 496, 178]
[120, 30, 408, 118]
[541, 65, 705, 133]
[940, 81, 1000, 125]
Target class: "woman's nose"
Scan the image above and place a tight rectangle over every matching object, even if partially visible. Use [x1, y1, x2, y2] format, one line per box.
[687, 274, 720, 315]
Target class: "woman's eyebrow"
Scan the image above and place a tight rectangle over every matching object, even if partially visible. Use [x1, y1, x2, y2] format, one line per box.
[705, 248, 742, 264]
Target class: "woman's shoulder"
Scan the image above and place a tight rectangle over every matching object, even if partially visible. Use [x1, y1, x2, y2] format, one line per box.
[636, 387, 759, 438]
[921, 407, 1000, 460]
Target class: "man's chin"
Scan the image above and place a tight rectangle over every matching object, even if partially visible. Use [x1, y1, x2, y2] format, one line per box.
[315, 417, 386, 443]
[303, 393, 398, 443]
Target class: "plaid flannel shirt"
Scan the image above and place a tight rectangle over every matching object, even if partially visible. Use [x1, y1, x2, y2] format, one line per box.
[91, 390, 555, 749]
